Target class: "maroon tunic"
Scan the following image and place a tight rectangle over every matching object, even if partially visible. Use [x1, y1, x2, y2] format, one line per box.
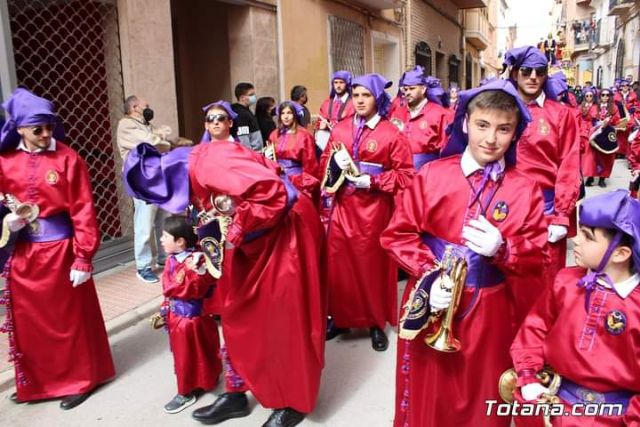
[0, 141, 115, 401]
[381, 155, 547, 427]
[580, 104, 619, 178]
[188, 140, 326, 413]
[162, 252, 221, 395]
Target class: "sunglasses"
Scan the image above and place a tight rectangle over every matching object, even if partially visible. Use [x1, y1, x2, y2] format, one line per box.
[205, 114, 229, 123]
[519, 66, 548, 78]
[30, 123, 56, 135]
[601, 93, 611, 97]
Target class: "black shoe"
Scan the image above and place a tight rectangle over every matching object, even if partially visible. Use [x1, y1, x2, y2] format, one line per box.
[598, 178, 606, 188]
[585, 177, 594, 187]
[370, 327, 389, 352]
[326, 318, 350, 341]
[262, 408, 305, 427]
[192, 392, 250, 424]
[60, 391, 93, 410]
[9, 392, 24, 404]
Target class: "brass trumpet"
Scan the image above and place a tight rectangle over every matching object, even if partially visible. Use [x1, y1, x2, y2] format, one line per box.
[424, 247, 468, 352]
[264, 141, 277, 162]
[0, 193, 40, 249]
[195, 195, 236, 279]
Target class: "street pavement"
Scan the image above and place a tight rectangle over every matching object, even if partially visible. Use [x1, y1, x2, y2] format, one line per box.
[0, 159, 632, 426]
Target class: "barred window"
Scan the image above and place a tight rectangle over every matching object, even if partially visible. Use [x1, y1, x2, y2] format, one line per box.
[415, 42, 432, 76]
[329, 16, 365, 76]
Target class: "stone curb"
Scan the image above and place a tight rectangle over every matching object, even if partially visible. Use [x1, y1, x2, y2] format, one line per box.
[0, 294, 164, 393]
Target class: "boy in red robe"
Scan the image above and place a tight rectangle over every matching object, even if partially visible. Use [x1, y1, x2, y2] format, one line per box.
[511, 190, 640, 426]
[0, 88, 114, 409]
[381, 78, 547, 426]
[159, 215, 221, 414]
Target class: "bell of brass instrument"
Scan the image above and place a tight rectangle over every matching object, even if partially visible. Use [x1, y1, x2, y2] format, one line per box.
[424, 247, 468, 352]
[320, 143, 361, 194]
[498, 367, 562, 404]
[1, 193, 39, 222]
[213, 195, 236, 216]
[264, 141, 277, 162]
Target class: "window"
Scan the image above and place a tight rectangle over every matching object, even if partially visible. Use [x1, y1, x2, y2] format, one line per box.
[329, 16, 365, 76]
[448, 55, 460, 86]
[415, 42, 432, 76]
[465, 53, 473, 89]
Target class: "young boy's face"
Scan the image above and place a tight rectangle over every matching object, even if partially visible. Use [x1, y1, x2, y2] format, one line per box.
[465, 107, 518, 166]
[573, 226, 610, 270]
[160, 230, 185, 255]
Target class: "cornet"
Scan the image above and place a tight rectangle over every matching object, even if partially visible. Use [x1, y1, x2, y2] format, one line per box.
[195, 195, 236, 279]
[263, 141, 277, 162]
[0, 193, 40, 249]
[424, 247, 468, 353]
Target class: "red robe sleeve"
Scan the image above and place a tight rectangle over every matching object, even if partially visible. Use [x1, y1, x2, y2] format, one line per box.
[550, 106, 581, 228]
[510, 278, 559, 386]
[370, 130, 414, 194]
[66, 151, 100, 272]
[380, 165, 437, 278]
[624, 396, 640, 425]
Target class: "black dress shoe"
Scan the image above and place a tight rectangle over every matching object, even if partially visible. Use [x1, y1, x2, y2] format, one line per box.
[370, 327, 388, 351]
[598, 178, 606, 188]
[585, 177, 594, 187]
[262, 408, 305, 427]
[192, 392, 250, 424]
[326, 318, 350, 341]
[9, 392, 23, 404]
[60, 391, 93, 410]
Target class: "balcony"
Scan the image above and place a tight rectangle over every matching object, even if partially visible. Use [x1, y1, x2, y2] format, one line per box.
[609, 0, 634, 16]
[354, 0, 397, 10]
[577, 0, 592, 5]
[465, 9, 490, 50]
[452, 0, 488, 9]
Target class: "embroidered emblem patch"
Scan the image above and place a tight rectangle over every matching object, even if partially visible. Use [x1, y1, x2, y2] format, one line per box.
[367, 140, 378, 152]
[391, 118, 404, 131]
[405, 289, 429, 321]
[538, 118, 550, 136]
[419, 120, 428, 130]
[576, 387, 605, 404]
[175, 269, 186, 285]
[45, 170, 58, 184]
[605, 310, 627, 335]
[492, 201, 509, 222]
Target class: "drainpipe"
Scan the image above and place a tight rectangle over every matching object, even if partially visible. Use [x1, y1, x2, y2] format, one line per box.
[276, 0, 285, 101]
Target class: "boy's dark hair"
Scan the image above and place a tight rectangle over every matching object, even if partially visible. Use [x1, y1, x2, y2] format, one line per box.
[163, 215, 197, 249]
[290, 85, 306, 101]
[234, 82, 255, 100]
[467, 90, 520, 121]
[597, 227, 635, 271]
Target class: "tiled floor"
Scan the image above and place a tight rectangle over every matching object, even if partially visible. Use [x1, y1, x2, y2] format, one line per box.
[0, 263, 162, 374]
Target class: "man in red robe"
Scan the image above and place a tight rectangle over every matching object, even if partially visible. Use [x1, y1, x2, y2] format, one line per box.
[124, 100, 325, 427]
[317, 70, 356, 131]
[0, 88, 114, 409]
[505, 46, 581, 322]
[319, 73, 414, 351]
[381, 78, 547, 426]
[389, 67, 450, 171]
[614, 78, 638, 157]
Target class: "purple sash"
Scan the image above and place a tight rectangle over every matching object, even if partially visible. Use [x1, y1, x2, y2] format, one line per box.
[278, 159, 303, 176]
[421, 234, 505, 288]
[412, 152, 439, 171]
[20, 213, 73, 243]
[355, 161, 384, 177]
[169, 298, 203, 318]
[558, 377, 632, 413]
[542, 188, 555, 216]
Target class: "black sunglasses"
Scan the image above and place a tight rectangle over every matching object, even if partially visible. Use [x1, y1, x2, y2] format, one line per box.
[31, 123, 56, 135]
[205, 114, 229, 123]
[601, 93, 611, 97]
[519, 66, 548, 78]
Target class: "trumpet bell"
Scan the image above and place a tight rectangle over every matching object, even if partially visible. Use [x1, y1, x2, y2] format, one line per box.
[15, 203, 39, 223]
[498, 368, 518, 403]
[424, 325, 461, 352]
[212, 195, 236, 216]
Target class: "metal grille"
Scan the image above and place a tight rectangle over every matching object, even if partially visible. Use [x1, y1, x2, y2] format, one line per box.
[8, 0, 131, 243]
[329, 16, 365, 76]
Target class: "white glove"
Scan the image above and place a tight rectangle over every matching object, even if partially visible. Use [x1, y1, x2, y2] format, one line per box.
[333, 149, 352, 170]
[6, 213, 26, 232]
[188, 252, 207, 275]
[69, 269, 91, 287]
[429, 279, 453, 311]
[345, 174, 371, 189]
[521, 382, 550, 402]
[547, 224, 568, 243]
[155, 125, 172, 139]
[462, 216, 504, 257]
[263, 145, 275, 160]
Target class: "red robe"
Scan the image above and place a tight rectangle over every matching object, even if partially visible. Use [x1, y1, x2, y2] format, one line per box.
[0, 141, 115, 401]
[380, 155, 547, 427]
[162, 252, 221, 395]
[188, 140, 326, 414]
[267, 127, 320, 201]
[613, 91, 637, 156]
[515, 97, 581, 319]
[318, 96, 355, 129]
[580, 104, 619, 178]
[389, 100, 450, 170]
[319, 116, 414, 329]
[511, 267, 640, 426]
